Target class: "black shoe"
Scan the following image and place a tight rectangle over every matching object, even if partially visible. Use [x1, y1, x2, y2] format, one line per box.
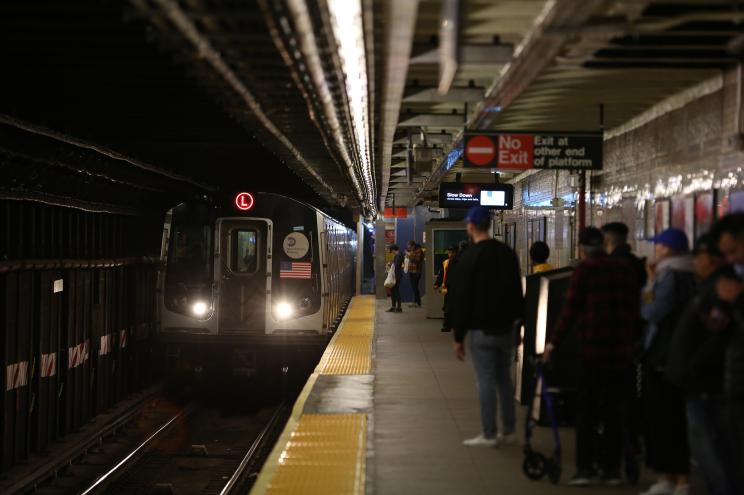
[395, 307, 403, 313]
[386, 307, 396, 312]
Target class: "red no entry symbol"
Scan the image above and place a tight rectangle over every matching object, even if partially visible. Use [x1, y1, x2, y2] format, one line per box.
[465, 135, 496, 166]
[235, 192, 255, 211]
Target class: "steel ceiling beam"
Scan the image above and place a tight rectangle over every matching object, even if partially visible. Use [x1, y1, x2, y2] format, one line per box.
[403, 86, 484, 103]
[410, 43, 514, 66]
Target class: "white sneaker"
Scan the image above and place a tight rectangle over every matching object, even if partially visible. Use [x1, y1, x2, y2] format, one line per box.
[496, 432, 517, 446]
[672, 486, 689, 495]
[640, 480, 674, 495]
[462, 434, 498, 447]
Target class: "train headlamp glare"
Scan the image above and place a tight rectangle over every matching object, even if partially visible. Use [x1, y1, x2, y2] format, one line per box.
[191, 301, 209, 317]
[275, 301, 295, 320]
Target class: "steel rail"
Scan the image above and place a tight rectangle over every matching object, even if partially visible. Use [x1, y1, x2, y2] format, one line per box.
[80, 402, 197, 495]
[219, 402, 288, 495]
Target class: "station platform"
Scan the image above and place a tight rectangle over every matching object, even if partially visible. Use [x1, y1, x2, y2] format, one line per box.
[251, 296, 653, 495]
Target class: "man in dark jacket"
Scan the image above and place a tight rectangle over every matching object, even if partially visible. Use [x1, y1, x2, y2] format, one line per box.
[602, 222, 647, 288]
[544, 227, 641, 486]
[711, 213, 744, 490]
[667, 235, 737, 495]
[450, 207, 523, 447]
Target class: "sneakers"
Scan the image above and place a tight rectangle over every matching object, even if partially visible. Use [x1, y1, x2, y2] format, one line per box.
[567, 471, 595, 486]
[496, 432, 517, 446]
[640, 480, 674, 495]
[462, 434, 498, 447]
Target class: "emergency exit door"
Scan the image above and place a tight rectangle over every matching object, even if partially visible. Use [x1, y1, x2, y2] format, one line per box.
[218, 219, 270, 334]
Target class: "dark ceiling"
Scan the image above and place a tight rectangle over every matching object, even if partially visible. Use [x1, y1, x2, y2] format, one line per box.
[0, 0, 327, 214]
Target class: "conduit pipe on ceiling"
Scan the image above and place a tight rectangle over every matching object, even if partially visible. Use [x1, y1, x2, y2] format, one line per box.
[276, 0, 366, 206]
[438, 0, 460, 95]
[0, 113, 214, 192]
[138, 0, 338, 202]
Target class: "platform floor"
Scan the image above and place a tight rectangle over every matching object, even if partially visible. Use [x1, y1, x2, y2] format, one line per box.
[254, 296, 692, 495]
[373, 300, 653, 495]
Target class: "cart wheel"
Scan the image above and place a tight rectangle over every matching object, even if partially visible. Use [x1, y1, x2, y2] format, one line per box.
[546, 458, 562, 484]
[522, 452, 547, 480]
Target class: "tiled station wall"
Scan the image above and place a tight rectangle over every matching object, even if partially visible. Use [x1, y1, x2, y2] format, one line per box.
[0, 200, 164, 473]
[502, 67, 744, 273]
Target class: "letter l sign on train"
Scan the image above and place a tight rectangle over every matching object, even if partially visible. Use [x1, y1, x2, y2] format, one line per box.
[463, 131, 603, 170]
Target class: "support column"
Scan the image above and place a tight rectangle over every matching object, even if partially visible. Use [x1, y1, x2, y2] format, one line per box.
[375, 219, 388, 299]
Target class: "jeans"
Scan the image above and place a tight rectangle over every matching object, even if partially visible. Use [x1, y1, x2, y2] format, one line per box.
[408, 272, 421, 306]
[469, 330, 516, 438]
[390, 279, 401, 309]
[576, 364, 625, 474]
[687, 396, 738, 495]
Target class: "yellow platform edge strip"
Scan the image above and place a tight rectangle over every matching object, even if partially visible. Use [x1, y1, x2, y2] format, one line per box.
[250, 295, 375, 495]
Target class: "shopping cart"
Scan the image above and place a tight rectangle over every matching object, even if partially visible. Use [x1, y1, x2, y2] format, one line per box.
[522, 360, 562, 484]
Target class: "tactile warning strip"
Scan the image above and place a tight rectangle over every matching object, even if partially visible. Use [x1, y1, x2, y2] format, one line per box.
[316, 295, 375, 375]
[265, 413, 367, 495]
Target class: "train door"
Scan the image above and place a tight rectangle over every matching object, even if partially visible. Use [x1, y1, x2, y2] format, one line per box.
[217, 219, 270, 334]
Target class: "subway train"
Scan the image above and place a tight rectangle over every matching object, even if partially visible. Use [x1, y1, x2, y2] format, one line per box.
[157, 192, 356, 375]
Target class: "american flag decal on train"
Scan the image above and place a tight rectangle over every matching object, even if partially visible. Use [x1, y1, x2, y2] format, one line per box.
[279, 262, 312, 279]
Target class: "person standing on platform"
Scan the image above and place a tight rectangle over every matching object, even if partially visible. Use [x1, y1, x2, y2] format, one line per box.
[640, 228, 697, 495]
[666, 234, 738, 495]
[450, 206, 524, 447]
[434, 245, 457, 332]
[601, 221, 646, 482]
[529, 241, 554, 273]
[387, 244, 405, 313]
[711, 213, 744, 492]
[602, 222, 647, 287]
[406, 240, 425, 307]
[543, 227, 641, 486]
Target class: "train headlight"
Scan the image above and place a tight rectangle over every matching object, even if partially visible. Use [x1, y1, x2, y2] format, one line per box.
[275, 301, 295, 320]
[191, 301, 209, 317]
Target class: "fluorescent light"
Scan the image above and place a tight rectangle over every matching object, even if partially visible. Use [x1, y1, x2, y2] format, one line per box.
[327, 0, 375, 215]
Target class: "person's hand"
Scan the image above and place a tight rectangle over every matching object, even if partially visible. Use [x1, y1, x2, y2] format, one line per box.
[542, 343, 554, 364]
[646, 261, 657, 282]
[717, 276, 744, 303]
[454, 342, 465, 361]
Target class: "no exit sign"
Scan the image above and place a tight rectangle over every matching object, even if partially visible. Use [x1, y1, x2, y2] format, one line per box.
[463, 131, 603, 170]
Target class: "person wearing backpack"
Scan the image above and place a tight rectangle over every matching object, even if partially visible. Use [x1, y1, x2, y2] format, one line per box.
[386, 244, 405, 313]
[640, 229, 697, 495]
[449, 207, 523, 447]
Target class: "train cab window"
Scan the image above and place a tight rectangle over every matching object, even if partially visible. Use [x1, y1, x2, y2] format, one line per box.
[232, 230, 258, 273]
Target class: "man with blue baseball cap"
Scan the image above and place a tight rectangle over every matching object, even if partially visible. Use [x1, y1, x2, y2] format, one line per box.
[449, 206, 524, 447]
[640, 228, 697, 495]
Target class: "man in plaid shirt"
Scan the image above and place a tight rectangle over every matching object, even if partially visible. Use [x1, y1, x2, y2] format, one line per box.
[544, 227, 641, 486]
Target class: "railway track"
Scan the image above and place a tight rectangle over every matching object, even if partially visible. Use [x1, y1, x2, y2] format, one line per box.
[77, 399, 289, 495]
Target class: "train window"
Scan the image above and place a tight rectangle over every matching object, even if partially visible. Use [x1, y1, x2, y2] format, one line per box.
[232, 230, 258, 273]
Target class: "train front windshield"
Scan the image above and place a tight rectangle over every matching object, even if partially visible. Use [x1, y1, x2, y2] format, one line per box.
[165, 203, 214, 318]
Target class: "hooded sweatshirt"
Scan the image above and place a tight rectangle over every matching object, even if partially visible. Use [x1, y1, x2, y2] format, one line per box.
[642, 254, 697, 369]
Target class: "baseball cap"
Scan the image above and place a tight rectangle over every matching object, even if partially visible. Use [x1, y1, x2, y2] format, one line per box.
[692, 234, 723, 257]
[464, 206, 490, 226]
[648, 228, 689, 252]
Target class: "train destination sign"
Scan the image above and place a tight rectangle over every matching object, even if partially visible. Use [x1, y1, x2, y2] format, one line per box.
[463, 131, 603, 170]
[438, 183, 514, 210]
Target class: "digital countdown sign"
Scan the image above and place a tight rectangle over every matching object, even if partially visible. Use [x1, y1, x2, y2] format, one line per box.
[438, 183, 514, 210]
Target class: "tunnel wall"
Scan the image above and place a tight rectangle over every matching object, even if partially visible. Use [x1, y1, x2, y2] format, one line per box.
[0, 199, 163, 472]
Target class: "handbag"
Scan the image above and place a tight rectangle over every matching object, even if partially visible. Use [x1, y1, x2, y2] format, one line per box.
[384, 263, 397, 289]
